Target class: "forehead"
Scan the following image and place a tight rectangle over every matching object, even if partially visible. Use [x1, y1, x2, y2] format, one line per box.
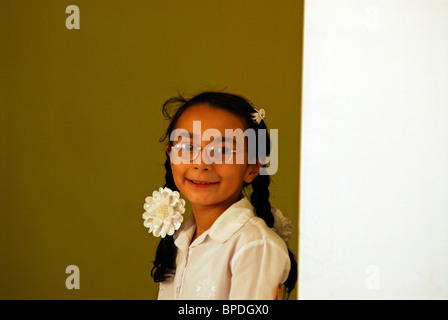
[174, 104, 247, 133]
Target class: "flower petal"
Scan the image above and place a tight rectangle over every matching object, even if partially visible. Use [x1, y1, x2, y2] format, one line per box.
[142, 187, 186, 237]
[167, 224, 175, 236]
[152, 225, 161, 237]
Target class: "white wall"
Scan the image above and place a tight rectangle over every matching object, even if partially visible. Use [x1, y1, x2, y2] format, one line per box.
[300, 0, 448, 299]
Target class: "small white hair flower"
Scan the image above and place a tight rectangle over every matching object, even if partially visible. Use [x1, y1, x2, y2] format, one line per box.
[271, 207, 293, 244]
[251, 108, 266, 124]
[142, 187, 186, 238]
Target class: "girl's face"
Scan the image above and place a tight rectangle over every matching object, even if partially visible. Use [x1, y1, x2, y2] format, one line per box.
[168, 104, 260, 211]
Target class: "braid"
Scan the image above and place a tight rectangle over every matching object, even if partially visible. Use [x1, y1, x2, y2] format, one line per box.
[250, 173, 274, 227]
[151, 235, 176, 282]
[163, 152, 178, 192]
[151, 153, 178, 282]
[284, 250, 298, 298]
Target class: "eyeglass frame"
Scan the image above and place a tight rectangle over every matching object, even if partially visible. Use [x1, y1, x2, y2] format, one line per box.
[168, 140, 245, 165]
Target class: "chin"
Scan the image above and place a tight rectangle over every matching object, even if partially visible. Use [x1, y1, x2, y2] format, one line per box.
[186, 194, 218, 206]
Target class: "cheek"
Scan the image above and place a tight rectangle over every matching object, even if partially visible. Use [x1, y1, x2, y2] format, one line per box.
[171, 164, 187, 183]
[218, 164, 248, 183]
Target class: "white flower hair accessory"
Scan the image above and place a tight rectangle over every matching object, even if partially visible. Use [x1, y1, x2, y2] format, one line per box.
[251, 108, 266, 124]
[271, 207, 293, 244]
[142, 187, 186, 238]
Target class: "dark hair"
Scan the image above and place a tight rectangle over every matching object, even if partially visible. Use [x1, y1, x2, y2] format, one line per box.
[151, 91, 297, 297]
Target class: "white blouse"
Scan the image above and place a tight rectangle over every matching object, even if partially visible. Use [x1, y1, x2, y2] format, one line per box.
[157, 197, 291, 300]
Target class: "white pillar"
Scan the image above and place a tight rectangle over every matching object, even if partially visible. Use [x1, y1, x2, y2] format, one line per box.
[300, 0, 448, 299]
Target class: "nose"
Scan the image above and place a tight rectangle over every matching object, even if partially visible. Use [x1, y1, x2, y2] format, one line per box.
[192, 149, 212, 171]
[193, 163, 210, 171]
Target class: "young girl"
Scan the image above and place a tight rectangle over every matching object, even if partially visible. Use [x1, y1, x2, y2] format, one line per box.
[143, 91, 297, 299]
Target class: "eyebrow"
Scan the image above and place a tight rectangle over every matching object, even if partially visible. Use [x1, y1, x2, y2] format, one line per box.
[222, 136, 237, 144]
[176, 131, 195, 139]
[176, 131, 238, 144]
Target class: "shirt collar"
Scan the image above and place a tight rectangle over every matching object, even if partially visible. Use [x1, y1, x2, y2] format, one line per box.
[173, 213, 196, 252]
[173, 197, 255, 250]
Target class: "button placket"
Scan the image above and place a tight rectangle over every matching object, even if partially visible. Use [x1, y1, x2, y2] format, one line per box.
[177, 247, 193, 299]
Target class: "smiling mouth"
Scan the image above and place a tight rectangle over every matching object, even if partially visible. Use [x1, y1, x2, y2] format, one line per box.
[186, 178, 219, 185]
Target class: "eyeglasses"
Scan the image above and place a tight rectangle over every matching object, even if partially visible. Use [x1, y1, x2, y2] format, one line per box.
[169, 141, 242, 164]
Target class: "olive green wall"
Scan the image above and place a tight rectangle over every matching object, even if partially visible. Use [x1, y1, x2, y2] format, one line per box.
[0, 1, 303, 299]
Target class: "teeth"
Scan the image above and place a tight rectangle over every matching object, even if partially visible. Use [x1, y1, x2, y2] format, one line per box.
[191, 180, 214, 185]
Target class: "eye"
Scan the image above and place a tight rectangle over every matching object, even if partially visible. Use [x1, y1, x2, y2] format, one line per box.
[217, 146, 232, 154]
[182, 143, 195, 151]
[182, 143, 197, 152]
[173, 142, 196, 152]
[214, 143, 235, 155]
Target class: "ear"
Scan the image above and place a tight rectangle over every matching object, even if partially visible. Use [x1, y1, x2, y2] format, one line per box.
[243, 162, 261, 184]
[166, 145, 174, 169]
[165, 144, 171, 155]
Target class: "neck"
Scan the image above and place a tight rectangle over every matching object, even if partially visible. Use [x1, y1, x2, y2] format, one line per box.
[191, 193, 243, 242]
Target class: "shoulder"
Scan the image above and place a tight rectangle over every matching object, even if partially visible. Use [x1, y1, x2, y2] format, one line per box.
[231, 216, 289, 259]
[228, 216, 291, 283]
